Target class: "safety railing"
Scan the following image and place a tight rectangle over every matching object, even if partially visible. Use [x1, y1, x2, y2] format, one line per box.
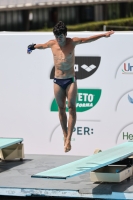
[103, 25, 133, 31]
[0, 0, 128, 9]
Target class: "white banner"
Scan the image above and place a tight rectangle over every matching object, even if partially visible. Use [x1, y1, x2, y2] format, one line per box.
[0, 32, 133, 156]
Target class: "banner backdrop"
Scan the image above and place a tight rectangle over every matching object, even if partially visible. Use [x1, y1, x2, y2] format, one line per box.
[0, 32, 133, 156]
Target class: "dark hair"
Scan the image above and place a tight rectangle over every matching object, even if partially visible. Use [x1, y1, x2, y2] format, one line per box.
[53, 21, 67, 36]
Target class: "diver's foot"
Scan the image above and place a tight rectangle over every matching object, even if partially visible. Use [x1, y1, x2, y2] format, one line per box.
[64, 140, 71, 153]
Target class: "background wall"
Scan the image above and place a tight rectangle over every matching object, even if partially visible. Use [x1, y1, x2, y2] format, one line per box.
[0, 32, 133, 156]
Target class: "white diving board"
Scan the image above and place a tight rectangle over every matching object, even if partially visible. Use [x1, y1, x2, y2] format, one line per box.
[31, 142, 133, 179]
[0, 138, 24, 160]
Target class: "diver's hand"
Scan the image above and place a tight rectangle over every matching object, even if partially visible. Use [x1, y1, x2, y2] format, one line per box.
[105, 30, 114, 37]
[27, 43, 36, 54]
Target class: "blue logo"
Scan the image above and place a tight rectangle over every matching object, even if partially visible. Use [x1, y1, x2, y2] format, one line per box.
[128, 94, 133, 104]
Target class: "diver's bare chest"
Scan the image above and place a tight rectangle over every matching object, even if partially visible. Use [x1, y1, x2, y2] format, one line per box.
[52, 44, 74, 58]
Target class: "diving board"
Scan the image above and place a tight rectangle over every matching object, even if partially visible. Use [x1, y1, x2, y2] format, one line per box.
[32, 142, 133, 179]
[0, 138, 24, 160]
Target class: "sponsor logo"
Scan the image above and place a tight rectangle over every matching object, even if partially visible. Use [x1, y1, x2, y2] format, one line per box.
[128, 94, 133, 104]
[73, 126, 94, 135]
[123, 132, 133, 141]
[122, 63, 133, 74]
[116, 123, 133, 144]
[49, 124, 94, 142]
[50, 56, 101, 80]
[115, 57, 133, 78]
[64, 126, 94, 141]
[50, 89, 101, 112]
[115, 90, 133, 111]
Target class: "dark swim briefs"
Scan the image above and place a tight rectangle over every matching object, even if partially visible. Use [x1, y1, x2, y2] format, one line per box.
[53, 77, 76, 90]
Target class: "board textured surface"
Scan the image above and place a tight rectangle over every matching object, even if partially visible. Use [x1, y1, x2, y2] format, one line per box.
[32, 142, 133, 179]
[0, 138, 23, 149]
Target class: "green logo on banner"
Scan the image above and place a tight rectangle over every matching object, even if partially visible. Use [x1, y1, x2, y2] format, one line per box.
[50, 89, 101, 112]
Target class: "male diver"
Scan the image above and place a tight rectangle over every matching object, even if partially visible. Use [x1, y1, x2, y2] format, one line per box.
[27, 21, 114, 152]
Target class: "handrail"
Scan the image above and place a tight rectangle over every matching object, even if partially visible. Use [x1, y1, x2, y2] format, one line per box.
[0, 0, 128, 10]
[103, 25, 133, 31]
